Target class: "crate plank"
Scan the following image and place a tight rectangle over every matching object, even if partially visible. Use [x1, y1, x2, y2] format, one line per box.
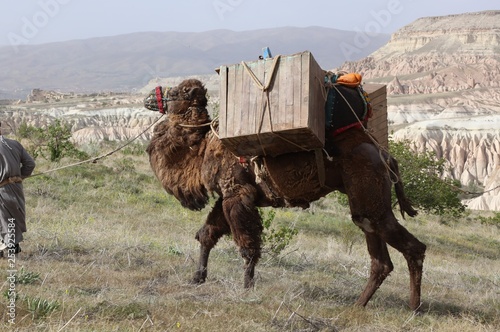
[219, 66, 228, 138]
[363, 84, 388, 148]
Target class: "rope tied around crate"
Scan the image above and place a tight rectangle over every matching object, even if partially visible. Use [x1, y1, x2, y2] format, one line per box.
[241, 55, 281, 92]
[241, 55, 313, 156]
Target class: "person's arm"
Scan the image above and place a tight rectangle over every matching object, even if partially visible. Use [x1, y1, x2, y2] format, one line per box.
[20, 148, 35, 178]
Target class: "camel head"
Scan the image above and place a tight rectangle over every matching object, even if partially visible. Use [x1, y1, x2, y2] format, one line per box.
[144, 79, 208, 118]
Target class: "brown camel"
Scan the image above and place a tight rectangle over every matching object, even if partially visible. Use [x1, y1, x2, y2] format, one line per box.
[146, 79, 426, 311]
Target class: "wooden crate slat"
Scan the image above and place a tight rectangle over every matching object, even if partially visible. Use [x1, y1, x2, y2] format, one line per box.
[309, 57, 326, 142]
[219, 66, 228, 138]
[276, 56, 288, 131]
[364, 84, 388, 149]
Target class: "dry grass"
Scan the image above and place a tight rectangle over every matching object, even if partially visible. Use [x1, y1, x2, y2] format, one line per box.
[0, 145, 498, 331]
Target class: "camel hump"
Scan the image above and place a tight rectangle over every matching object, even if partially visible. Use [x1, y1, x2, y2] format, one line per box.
[259, 151, 325, 208]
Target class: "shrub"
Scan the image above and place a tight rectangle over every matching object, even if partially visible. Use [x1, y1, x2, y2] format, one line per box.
[478, 212, 500, 228]
[390, 140, 466, 217]
[18, 120, 88, 162]
[260, 208, 298, 256]
[15, 267, 41, 285]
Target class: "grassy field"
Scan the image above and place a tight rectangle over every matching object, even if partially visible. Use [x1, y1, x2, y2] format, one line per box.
[0, 143, 498, 331]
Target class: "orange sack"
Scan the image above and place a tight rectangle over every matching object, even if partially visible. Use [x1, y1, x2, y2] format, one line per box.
[336, 73, 362, 88]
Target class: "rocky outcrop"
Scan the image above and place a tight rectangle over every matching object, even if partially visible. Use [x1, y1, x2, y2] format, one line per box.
[0, 106, 160, 144]
[391, 113, 500, 211]
[464, 167, 500, 211]
[392, 117, 500, 183]
[340, 11, 500, 97]
[1, 84, 220, 145]
[379, 10, 500, 57]
[342, 54, 500, 95]
[338, 11, 500, 211]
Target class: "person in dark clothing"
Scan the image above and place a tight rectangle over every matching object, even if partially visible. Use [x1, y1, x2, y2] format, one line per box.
[0, 122, 35, 256]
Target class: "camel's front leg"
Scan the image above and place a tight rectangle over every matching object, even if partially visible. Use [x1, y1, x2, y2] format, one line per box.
[192, 245, 209, 284]
[222, 184, 263, 288]
[192, 198, 230, 284]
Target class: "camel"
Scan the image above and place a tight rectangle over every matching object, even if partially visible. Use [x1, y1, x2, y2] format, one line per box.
[146, 79, 426, 311]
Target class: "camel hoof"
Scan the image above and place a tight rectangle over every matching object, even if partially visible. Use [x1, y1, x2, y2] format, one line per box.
[191, 271, 207, 285]
[243, 277, 255, 289]
[410, 302, 424, 314]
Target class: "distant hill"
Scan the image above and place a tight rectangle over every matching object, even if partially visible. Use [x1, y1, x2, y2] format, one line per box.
[0, 27, 389, 99]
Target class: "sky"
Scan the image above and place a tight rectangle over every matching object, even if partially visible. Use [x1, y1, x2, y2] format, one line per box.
[0, 0, 497, 47]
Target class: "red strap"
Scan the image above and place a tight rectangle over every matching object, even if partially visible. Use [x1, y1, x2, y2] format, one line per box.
[155, 86, 164, 114]
[332, 123, 363, 136]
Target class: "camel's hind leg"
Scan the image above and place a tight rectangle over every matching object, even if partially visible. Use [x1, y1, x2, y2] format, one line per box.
[375, 213, 426, 310]
[193, 197, 231, 284]
[343, 142, 426, 310]
[352, 213, 426, 311]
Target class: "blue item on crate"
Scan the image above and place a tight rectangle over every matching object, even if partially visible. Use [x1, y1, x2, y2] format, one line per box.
[262, 47, 272, 59]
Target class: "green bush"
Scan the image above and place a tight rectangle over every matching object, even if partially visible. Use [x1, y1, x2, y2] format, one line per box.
[15, 267, 41, 285]
[390, 140, 466, 217]
[478, 212, 500, 228]
[260, 208, 298, 256]
[18, 120, 88, 162]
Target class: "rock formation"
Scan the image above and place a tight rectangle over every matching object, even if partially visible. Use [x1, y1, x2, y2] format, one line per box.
[0, 85, 220, 145]
[337, 10, 500, 211]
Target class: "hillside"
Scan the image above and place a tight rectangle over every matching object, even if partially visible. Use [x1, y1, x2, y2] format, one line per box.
[338, 10, 500, 211]
[0, 27, 389, 99]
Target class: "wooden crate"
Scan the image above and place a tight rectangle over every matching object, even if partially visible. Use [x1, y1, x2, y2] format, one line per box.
[363, 84, 388, 149]
[218, 51, 326, 157]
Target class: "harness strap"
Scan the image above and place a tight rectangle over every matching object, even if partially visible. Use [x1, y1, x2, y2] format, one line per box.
[155, 86, 165, 114]
[314, 149, 326, 189]
[0, 176, 23, 188]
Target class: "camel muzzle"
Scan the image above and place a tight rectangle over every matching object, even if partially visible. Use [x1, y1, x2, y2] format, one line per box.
[144, 86, 168, 114]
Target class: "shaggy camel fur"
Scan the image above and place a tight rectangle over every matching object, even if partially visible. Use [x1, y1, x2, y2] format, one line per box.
[146, 79, 427, 311]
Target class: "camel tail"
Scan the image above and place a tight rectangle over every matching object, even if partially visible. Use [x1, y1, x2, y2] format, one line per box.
[389, 156, 418, 219]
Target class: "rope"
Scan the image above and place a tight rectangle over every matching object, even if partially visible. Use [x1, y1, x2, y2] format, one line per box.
[472, 184, 500, 195]
[241, 55, 281, 92]
[177, 116, 221, 141]
[241, 56, 282, 156]
[449, 182, 500, 196]
[28, 114, 165, 178]
[241, 55, 321, 155]
[178, 122, 212, 128]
